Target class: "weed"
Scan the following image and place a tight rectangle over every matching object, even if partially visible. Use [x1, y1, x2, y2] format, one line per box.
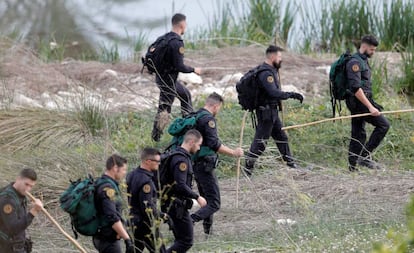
[98, 42, 120, 63]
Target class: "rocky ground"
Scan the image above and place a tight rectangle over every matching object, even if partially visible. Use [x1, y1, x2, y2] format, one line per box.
[0, 40, 402, 112]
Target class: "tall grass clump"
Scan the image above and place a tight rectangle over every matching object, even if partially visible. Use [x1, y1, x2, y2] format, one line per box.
[397, 42, 414, 96]
[188, 0, 295, 48]
[98, 42, 120, 63]
[299, 0, 374, 53]
[0, 108, 91, 151]
[37, 37, 66, 62]
[374, 0, 414, 50]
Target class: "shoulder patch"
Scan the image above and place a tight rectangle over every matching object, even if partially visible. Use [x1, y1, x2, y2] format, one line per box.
[143, 184, 151, 194]
[208, 120, 216, 128]
[104, 187, 116, 200]
[352, 64, 360, 72]
[179, 162, 188, 172]
[179, 47, 185, 54]
[149, 46, 156, 52]
[267, 76, 274, 83]
[3, 204, 13, 214]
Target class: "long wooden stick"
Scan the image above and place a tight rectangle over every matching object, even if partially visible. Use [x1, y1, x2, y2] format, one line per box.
[26, 192, 88, 253]
[282, 109, 414, 131]
[236, 111, 249, 208]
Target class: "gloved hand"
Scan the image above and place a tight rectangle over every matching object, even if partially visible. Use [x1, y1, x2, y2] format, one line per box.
[125, 239, 134, 253]
[288, 92, 304, 103]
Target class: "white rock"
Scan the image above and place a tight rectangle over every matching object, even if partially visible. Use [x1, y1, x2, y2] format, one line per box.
[277, 218, 297, 225]
[316, 65, 331, 75]
[178, 72, 203, 85]
[13, 94, 42, 108]
[98, 69, 119, 80]
[220, 73, 243, 84]
[109, 87, 118, 93]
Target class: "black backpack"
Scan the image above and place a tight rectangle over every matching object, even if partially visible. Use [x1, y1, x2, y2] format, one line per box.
[236, 65, 269, 111]
[141, 34, 176, 74]
[153, 149, 186, 193]
[329, 50, 366, 117]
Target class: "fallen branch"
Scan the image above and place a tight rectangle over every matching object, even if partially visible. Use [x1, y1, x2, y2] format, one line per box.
[282, 109, 414, 131]
[236, 111, 249, 208]
[26, 192, 88, 253]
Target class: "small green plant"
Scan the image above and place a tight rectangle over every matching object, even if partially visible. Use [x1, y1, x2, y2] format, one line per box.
[75, 95, 107, 137]
[98, 42, 120, 63]
[372, 195, 414, 253]
[37, 36, 66, 62]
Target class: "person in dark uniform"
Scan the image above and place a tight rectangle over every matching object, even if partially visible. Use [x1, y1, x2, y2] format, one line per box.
[244, 45, 304, 176]
[190, 93, 244, 235]
[345, 35, 390, 171]
[93, 154, 134, 253]
[0, 168, 43, 253]
[162, 129, 207, 252]
[152, 13, 202, 142]
[126, 148, 167, 253]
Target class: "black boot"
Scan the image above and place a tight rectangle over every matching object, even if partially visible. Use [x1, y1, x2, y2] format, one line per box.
[243, 157, 256, 177]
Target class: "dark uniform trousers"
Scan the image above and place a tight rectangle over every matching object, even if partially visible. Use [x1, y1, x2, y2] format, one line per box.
[192, 158, 220, 234]
[153, 73, 193, 132]
[92, 237, 121, 253]
[346, 96, 390, 166]
[133, 220, 165, 253]
[167, 201, 193, 253]
[248, 106, 292, 164]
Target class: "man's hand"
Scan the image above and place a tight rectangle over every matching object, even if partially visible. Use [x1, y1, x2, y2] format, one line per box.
[233, 148, 244, 157]
[288, 92, 304, 103]
[369, 106, 381, 116]
[194, 67, 202, 75]
[29, 198, 43, 216]
[197, 196, 207, 207]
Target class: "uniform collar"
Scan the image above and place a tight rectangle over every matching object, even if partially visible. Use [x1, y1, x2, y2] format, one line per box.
[101, 174, 119, 186]
[176, 146, 192, 158]
[137, 167, 154, 177]
[357, 52, 368, 60]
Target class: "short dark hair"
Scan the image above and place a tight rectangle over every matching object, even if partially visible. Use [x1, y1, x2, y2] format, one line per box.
[183, 129, 202, 143]
[19, 168, 37, 181]
[172, 13, 186, 26]
[361, 35, 379, 47]
[106, 154, 127, 170]
[205, 92, 224, 106]
[266, 45, 284, 55]
[140, 147, 161, 161]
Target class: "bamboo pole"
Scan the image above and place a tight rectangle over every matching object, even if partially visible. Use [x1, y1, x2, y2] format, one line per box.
[236, 111, 249, 208]
[282, 109, 414, 131]
[26, 192, 88, 253]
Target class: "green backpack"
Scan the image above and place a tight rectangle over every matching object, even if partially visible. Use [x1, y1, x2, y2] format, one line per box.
[329, 50, 366, 117]
[59, 175, 118, 238]
[167, 111, 209, 149]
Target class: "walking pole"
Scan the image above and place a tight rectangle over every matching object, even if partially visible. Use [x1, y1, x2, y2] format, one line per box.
[26, 192, 88, 253]
[282, 109, 414, 131]
[236, 111, 249, 208]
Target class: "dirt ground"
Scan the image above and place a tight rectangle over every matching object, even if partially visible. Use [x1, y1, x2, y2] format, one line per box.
[0, 39, 402, 111]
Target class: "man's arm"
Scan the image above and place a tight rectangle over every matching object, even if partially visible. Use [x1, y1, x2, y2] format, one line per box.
[354, 88, 380, 116]
[217, 144, 243, 157]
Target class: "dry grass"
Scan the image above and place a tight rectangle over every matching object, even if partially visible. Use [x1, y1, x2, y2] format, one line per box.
[0, 108, 91, 151]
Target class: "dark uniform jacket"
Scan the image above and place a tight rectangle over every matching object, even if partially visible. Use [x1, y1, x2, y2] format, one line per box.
[0, 184, 33, 252]
[346, 53, 372, 96]
[94, 175, 122, 241]
[194, 108, 221, 160]
[345, 53, 382, 113]
[161, 32, 194, 78]
[126, 168, 160, 224]
[167, 147, 199, 202]
[256, 63, 292, 107]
